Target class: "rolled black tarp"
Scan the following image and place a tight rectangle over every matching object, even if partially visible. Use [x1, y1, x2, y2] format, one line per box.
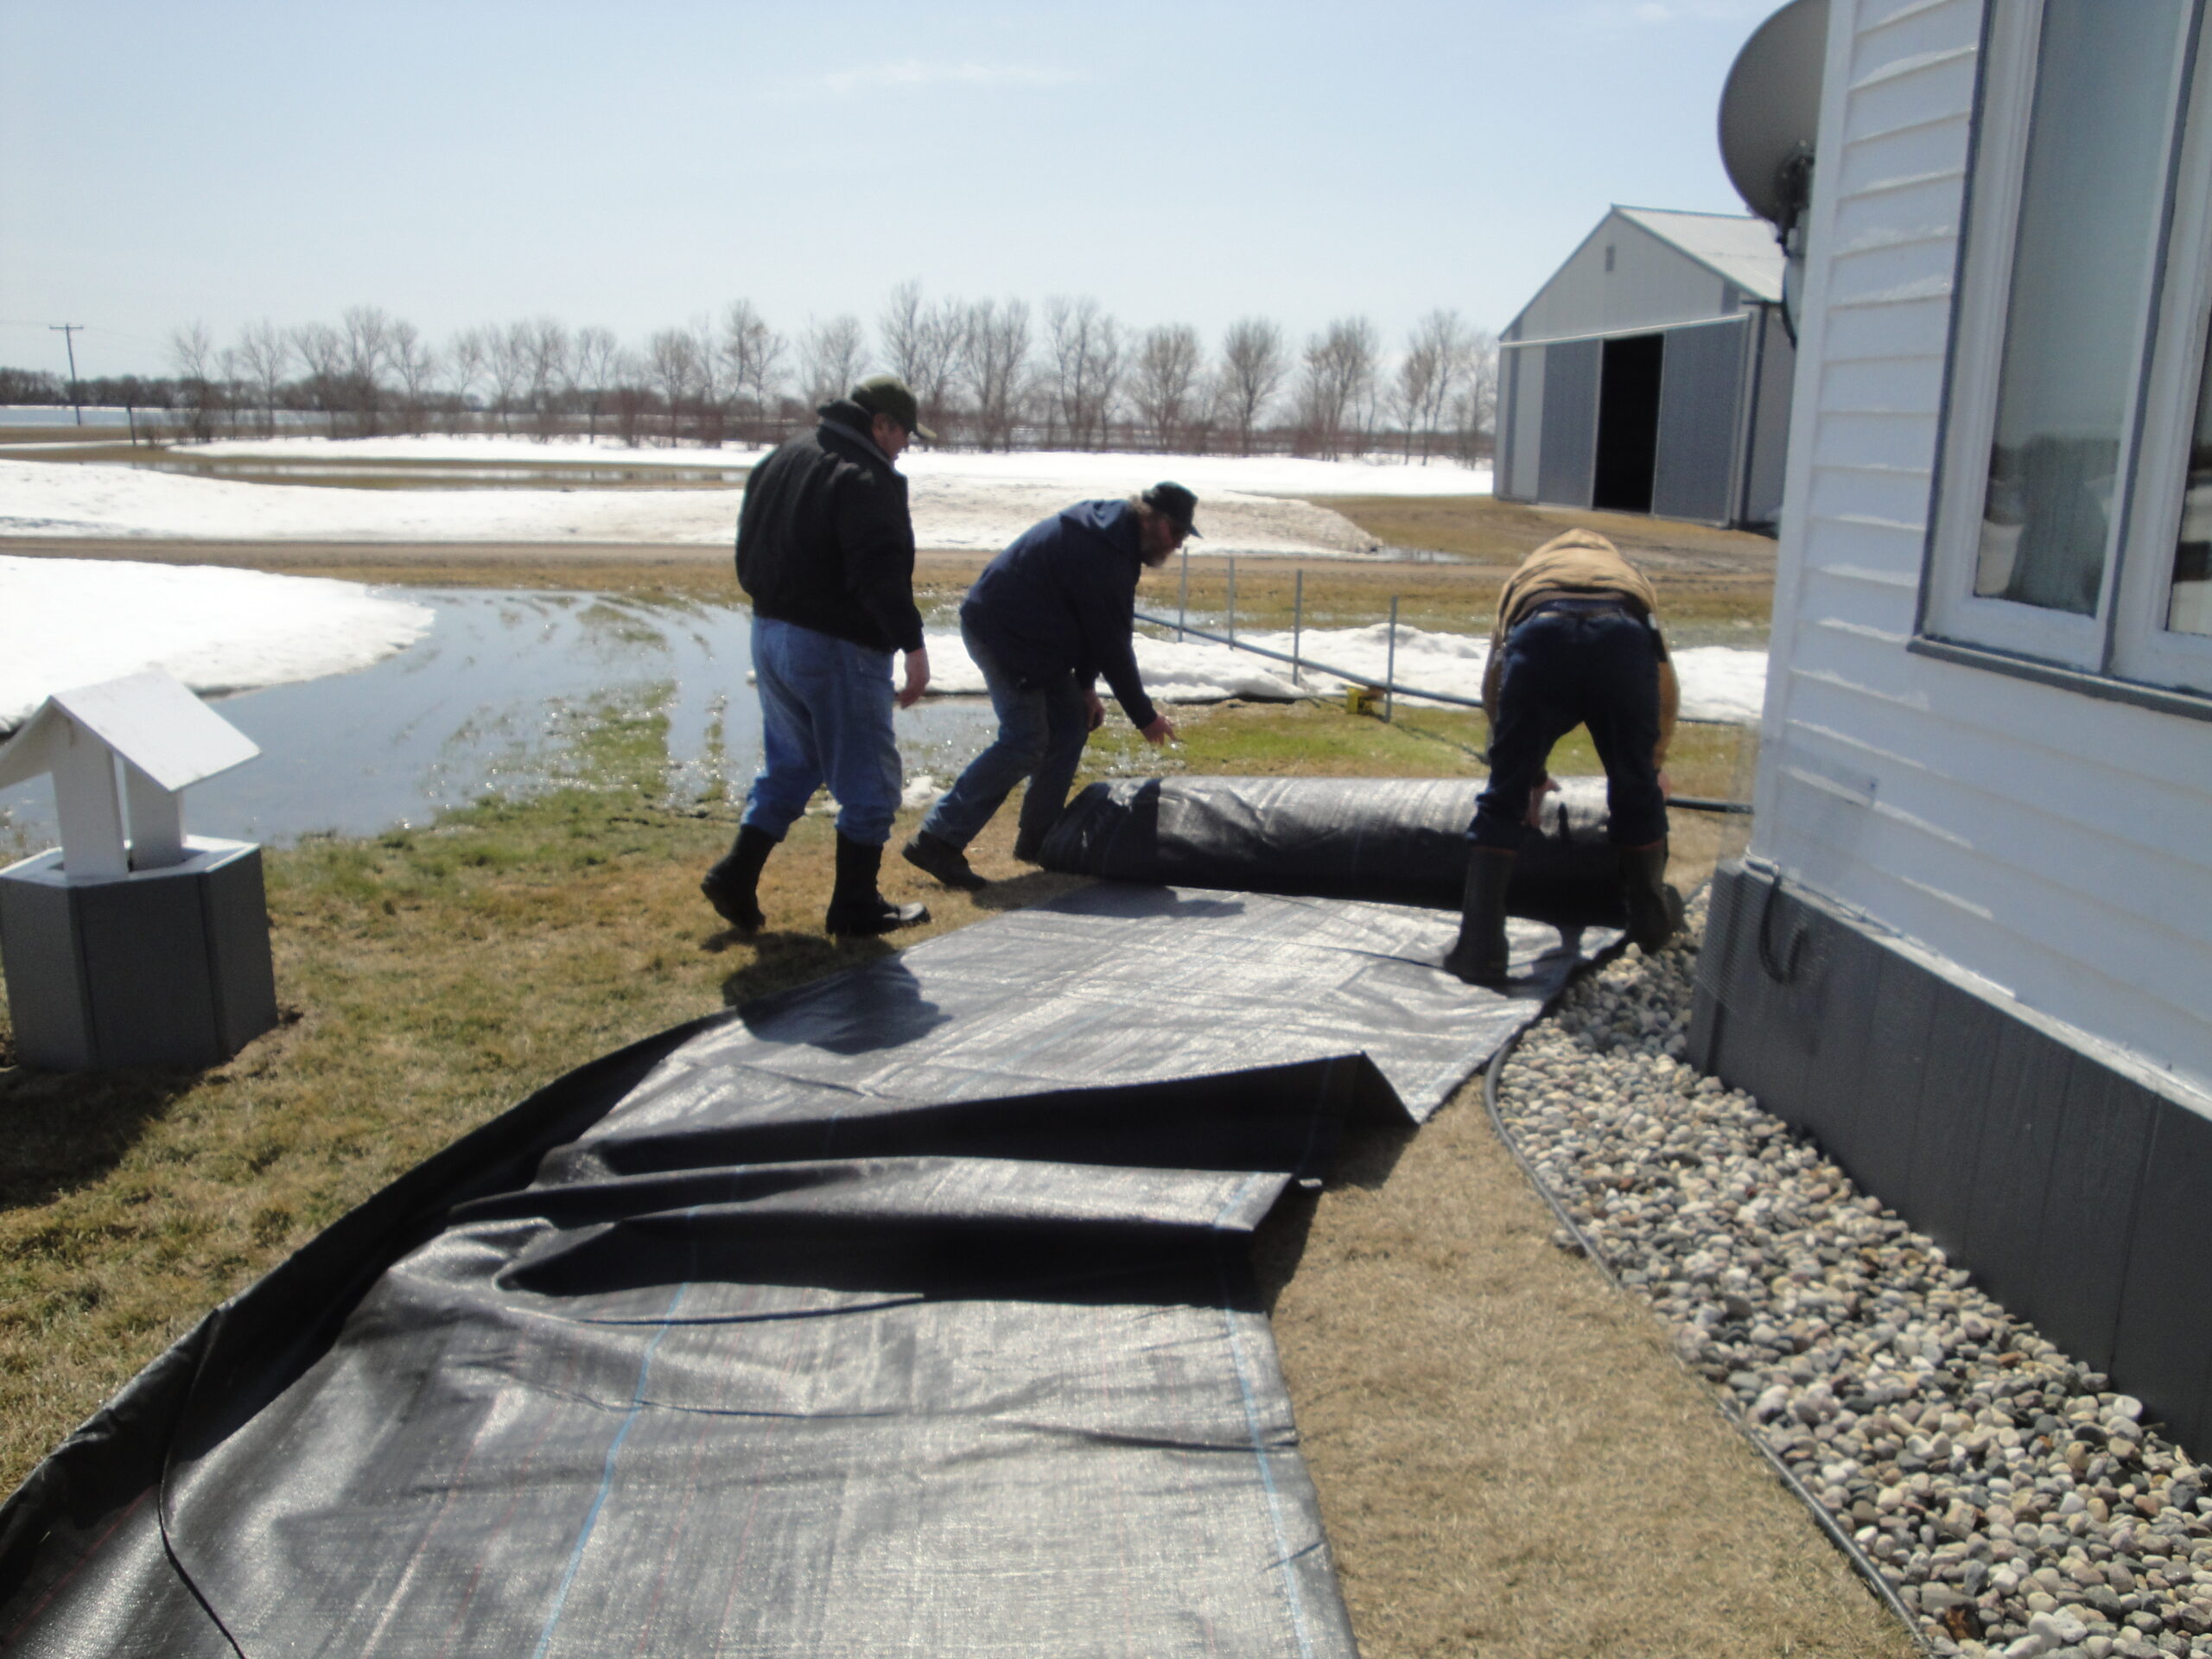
[1040, 774, 1632, 926]
[0, 883, 1618, 1656]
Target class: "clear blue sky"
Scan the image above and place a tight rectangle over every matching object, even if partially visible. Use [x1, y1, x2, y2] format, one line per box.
[0, 0, 1774, 380]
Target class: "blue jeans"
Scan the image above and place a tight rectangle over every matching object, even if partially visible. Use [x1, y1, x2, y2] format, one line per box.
[741, 615, 902, 847]
[1471, 606, 1666, 851]
[919, 616, 1090, 849]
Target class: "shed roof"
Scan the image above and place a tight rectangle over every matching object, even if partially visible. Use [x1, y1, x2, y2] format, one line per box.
[1615, 207, 1784, 301]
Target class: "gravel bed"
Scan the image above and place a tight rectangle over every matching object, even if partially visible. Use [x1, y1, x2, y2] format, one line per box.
[1492, 894, 2212, 1659]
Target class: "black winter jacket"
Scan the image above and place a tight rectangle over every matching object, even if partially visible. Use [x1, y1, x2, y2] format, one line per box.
[734, 401, 925, 653]
[961, 499, 1157, 730]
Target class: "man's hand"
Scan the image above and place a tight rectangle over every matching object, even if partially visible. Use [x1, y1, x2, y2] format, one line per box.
[896, 646, 931, 709]
[1522, 772, 1560, 828]
[1656, 767, 1674, 801]
[1140, 714, 1178, 746]
[1084, 689, 1106, 731]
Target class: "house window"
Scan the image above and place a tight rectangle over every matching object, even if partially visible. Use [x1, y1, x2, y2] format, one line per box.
[1922, 0, 2212, 702]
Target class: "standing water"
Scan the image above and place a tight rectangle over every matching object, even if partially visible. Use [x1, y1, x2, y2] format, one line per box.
[0, 590, 1000, 855]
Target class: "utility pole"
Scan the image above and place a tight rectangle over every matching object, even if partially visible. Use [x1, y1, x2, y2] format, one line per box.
[49, 324, 86, 426]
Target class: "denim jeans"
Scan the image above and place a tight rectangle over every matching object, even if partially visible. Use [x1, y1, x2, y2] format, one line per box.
[919, 615, 1090, 849]
[1471, 606, 1666, 851]
[741, 614, 902, 847]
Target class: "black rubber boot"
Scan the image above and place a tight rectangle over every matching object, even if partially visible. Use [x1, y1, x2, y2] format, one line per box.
[1619, 840, 1685, 954]
[900, 830, 987, 891]
[1011, 811, 1055, 865]
[825, 835, 930, 937]
[700, 823, 778, 931]
[1443, 848, 1516, 986]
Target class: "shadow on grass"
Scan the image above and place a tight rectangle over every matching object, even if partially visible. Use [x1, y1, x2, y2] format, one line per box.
[711, 929, 899, 1010]
[969, 871, 1090, 912]
[1244, 1116, 1423, 1317]
[0, 1058, 211, 1211]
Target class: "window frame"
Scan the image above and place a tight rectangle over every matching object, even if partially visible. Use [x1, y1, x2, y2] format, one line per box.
[1918, 0, 2212, 702]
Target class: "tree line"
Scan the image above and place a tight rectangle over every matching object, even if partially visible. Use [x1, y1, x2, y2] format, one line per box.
[6, 285, 1499, 463]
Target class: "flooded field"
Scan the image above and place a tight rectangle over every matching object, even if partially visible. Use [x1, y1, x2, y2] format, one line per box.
[0, 589, 999, 856]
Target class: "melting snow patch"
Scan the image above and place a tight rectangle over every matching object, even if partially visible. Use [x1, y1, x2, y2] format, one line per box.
[0, 556, 434, 731]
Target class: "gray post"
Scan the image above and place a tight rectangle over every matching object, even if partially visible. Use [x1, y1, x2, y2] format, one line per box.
[1384, 595, 1399, 722]
[50, 323, 85, 427]
[1228, 557, 1236, 647]
[1292, 569, 1303, 688]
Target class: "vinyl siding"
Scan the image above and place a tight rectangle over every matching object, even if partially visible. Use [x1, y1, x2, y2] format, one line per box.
[1752, 0, 2212, 1109]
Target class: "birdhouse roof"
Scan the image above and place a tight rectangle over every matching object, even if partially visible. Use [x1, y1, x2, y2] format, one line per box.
[0, 671, 258, 793]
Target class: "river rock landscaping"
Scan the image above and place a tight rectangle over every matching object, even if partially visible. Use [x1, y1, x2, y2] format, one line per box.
[1493, 898, 2212, 1659]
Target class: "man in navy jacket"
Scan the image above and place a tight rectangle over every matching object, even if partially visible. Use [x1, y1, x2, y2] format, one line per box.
[901, 484, 1192, 888]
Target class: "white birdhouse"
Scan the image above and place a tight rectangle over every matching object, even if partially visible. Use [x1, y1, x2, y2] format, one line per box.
[0, 671, 276, 1069]
[0, 670, 258, 879]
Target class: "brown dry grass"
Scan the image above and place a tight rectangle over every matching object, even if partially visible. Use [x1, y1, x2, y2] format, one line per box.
[1256, 1103, 1911, 1657]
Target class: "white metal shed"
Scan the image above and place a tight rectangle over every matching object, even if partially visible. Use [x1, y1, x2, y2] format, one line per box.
[1497, 206, 1795, 529]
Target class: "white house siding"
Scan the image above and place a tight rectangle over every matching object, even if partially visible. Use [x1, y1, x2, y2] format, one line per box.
[1754, 0, 2212, 1108]
[1506, 212, 1738, 344]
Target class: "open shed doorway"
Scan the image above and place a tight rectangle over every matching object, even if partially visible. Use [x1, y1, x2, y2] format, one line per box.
[1592, 334, 1664, 513]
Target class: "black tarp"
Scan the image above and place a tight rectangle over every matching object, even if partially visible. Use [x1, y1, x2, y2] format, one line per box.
[1041, 774, 1629, 926]
[2, 878, 1618, 1657]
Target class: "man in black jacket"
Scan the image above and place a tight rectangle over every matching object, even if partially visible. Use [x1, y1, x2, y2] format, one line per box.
[701, 376, 934, 936]
[899, 484, 1191, 890]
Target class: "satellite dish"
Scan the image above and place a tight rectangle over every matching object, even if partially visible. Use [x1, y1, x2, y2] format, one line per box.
[1719, 0, 1829, 232]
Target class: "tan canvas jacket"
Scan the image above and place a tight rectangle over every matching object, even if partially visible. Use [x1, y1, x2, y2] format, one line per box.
[1482, 530, 1681, 764]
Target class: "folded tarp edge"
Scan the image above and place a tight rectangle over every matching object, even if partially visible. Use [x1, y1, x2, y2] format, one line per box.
[0, 1008, 732, 1604]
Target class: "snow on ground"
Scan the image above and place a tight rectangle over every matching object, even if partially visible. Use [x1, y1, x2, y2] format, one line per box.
[187, 434, 1496, 499]
[0, 454, 1400, 557]
[925, 622, 1766, 725]
[0, 556, 433, 730]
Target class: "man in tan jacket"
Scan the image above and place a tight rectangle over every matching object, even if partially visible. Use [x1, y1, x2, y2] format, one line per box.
[1446, 528, 1682, 984]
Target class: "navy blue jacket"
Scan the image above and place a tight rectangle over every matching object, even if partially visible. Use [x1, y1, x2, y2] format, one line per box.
[962, 499, 1157, 730]
[734, 400, 924, 653]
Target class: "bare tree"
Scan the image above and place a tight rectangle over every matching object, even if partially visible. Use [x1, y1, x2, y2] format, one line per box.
[291, 321, 348, 437]
[520, 317, 571, 440]
[1131, 323, 1201, 452]
[961, 298, 1030, 451]
[720, 300, 785, 440]
[168, 321, 220, 442]
[1449, 327, 1501, 467]
[340, 305, 394, 435]
[573, 326, 622, 440]
[876, 281, 965, 441]
[647, 327, 700, 445]
[1043, 296, 1122, 450]
[1217, 317, 1287, 456]
[1394, 308, 1476, 462]
[798, 314, 868, 409]
[486, 322, 533, 434]
[610, 348, 650, 447]
[234, 320, 290, 435]
[390, 321, 439, 435]
[445, 327, 490, 425]
[1298, 315, 1380, 460]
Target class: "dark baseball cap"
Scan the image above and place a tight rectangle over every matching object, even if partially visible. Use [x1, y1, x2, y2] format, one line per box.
[1143, 480, 1201, 537]
[850, 374, 938, 442]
